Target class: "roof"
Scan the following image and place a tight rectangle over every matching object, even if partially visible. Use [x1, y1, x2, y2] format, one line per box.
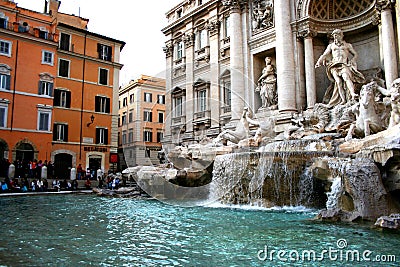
[57, 22, 126, 51]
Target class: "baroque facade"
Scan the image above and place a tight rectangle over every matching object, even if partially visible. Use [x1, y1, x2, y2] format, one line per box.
[162, 0, 400, 148]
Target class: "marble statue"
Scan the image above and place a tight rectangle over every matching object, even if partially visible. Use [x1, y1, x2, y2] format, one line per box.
[245, 112, 275, 146]
[252, 0, 273, 30]
[315, 29, 365, 107]
[375, 77, 400, 128]
[345, 81, 384, 140]
[256, 56, 277, 109]
[213, 107, 251, 146]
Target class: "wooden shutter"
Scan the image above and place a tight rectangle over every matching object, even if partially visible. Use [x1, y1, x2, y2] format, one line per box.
[95, 96, 100, 112]
[96, 128, 100, 144]
[107, 46, 112, 61]
[53, 123, 58, 141]
[104, 129, 108, 145]
[66, 91, 71, 108]
[54, 89, 60, 106]
[105, 98, 110, 113]
[49, 83, 53, 97]
[64, 125, 68, 142]
[5, 75, 10, 90]
[38, 81, 43, 95]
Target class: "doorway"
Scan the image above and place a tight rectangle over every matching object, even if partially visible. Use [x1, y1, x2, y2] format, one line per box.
[54, 153, 72, 179]
[89, 156, 102, 179]
[15, 143, 34, 161]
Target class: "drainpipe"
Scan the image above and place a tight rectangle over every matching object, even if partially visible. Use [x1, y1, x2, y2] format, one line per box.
[10, 40, 19, 132]
[79, 33, 87, 160]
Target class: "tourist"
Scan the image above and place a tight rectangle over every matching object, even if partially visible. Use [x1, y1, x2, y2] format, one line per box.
[77, 164, 83, 180]
[52, 179, 60, 191]
[47, 161, 54, 179]
[37, 178, 43, 192]
[84, 178, 91, 189]
[72, 179, 78, 190]
[31, 180, 37, 192]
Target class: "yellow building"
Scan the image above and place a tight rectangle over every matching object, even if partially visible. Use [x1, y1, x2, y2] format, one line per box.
[118, 75, 166, 168]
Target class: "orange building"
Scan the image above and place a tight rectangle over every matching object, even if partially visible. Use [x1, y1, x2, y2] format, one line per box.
[0, 0, 125, 178]
[118, 75, 166, 168]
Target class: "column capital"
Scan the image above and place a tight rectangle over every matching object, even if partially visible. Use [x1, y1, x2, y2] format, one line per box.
[222, 0, 248, 13]
[298, 29, 317, 39]
[163, 43, 173, 58]
[183, 32, 195, 48]
[207, 20, 220, 36]
[376, 0, 395, 12]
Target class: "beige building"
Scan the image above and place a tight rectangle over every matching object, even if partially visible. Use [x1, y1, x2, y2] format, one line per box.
[118, 75, 166, 168]
[162, 0, 400, 148]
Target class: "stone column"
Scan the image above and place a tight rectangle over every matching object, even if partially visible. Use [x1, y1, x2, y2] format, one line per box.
[162, 41, 173, 147]
[295, 37, 306, 111]
[396, 0, 400, 68]
[207, 19, 221, 132]
[222, 0, 246, 122]
[183, 31, 195, 135]
[300, 30, 317, 109]
[377, 1, 398, 86]
[274, 0, 297, 112]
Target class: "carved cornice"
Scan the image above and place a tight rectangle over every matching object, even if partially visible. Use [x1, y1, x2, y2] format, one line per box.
[376, 0, 395, 12]
[183, 32, 195, 47]
[207, 20, 220, 36]
[222, 0, 248, 13]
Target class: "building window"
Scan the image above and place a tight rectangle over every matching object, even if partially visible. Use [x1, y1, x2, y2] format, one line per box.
[96, 128, 108, 144]
[39, 29, 48, 40]
[98, 44, 112, 61]
[128, 110, 133, 123]
[176, 41, 183, 60]
[174, 96, 183, 117]
[59, 33, 70, 51]
[198, 90, 207, 112]
[223, 81, 231, 106]
[157, 132, 163, 143]
[95, 96, 110, 113]
[128, 129, 133, 143]
[176, 9, 182, 18]
[42, 51, 54, 65]
[199, 29, 208, 49]
[38, 110, 51, 131]
[157, 95, 165, 104]
[129, 94, 134, 104]
[144, 130, 153, 142]
[122, 97, 127, 107]
[224, 16, 231, 38]
[99, 68, 109, 85]
[58, 59, 70, 78]
[0, 17, 8, 29]
[54, 89, 71, 108]
[0, 103, 8, 128]
[0, 40, 11, 57]
[122, 130, 127, 144]
[0, 74, 10, 90]
[144, 93, 152, 103]
[38, 81, 53, 96]
[143, 111, 152, 122]
[158, 112, 164, 123]
[53, 123, 68, 142]
[121, 113, 126, 125]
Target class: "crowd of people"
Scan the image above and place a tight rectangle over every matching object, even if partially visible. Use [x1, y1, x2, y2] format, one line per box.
[0, 158, 55, 180]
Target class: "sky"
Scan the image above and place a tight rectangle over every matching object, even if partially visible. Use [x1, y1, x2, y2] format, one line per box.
[15, 0, 183, 86]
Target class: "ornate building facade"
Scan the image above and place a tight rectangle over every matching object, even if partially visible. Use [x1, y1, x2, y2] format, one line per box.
[162, 0, 400, 148]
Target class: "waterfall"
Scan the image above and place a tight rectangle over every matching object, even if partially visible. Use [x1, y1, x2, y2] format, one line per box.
[326, 177, 342, 210]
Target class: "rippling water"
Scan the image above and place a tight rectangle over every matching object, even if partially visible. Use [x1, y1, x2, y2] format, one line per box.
[0, 195, 399, 266]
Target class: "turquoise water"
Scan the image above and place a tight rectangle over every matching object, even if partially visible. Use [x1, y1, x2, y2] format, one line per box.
[0, 195, 399, 267]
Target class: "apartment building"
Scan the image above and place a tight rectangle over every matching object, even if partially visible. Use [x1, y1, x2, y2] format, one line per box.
[118, 75, 166, 168]
[0, 0, 125, 178]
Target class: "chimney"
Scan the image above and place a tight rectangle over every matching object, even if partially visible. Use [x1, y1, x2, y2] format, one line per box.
[47, 0, 61, 16]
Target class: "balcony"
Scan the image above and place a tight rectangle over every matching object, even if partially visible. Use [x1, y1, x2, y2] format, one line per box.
[193, 110, 211, 128]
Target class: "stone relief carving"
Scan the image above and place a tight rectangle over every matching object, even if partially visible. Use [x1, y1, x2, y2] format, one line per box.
[183, 33, 195, 47]
[207, 20, 220, 36]
[163, 44, 173, 58]
[251, 0, 273, 31]
[375, 78, 400, 128]
[315, 29, 366, 108]
[255, 56, 277, 110]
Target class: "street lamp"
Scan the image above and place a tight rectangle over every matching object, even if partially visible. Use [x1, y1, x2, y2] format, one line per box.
[87, 114, 95, 127]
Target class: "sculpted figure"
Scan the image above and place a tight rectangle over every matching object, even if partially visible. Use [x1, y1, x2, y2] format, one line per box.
[252, 1, 273, 30]
[256, 57, 277, 109]
[213, 108, 251, 146]
[375, 78, 400, 128]
[315, 29, 365, 107]
[345, 82, 384, 140]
